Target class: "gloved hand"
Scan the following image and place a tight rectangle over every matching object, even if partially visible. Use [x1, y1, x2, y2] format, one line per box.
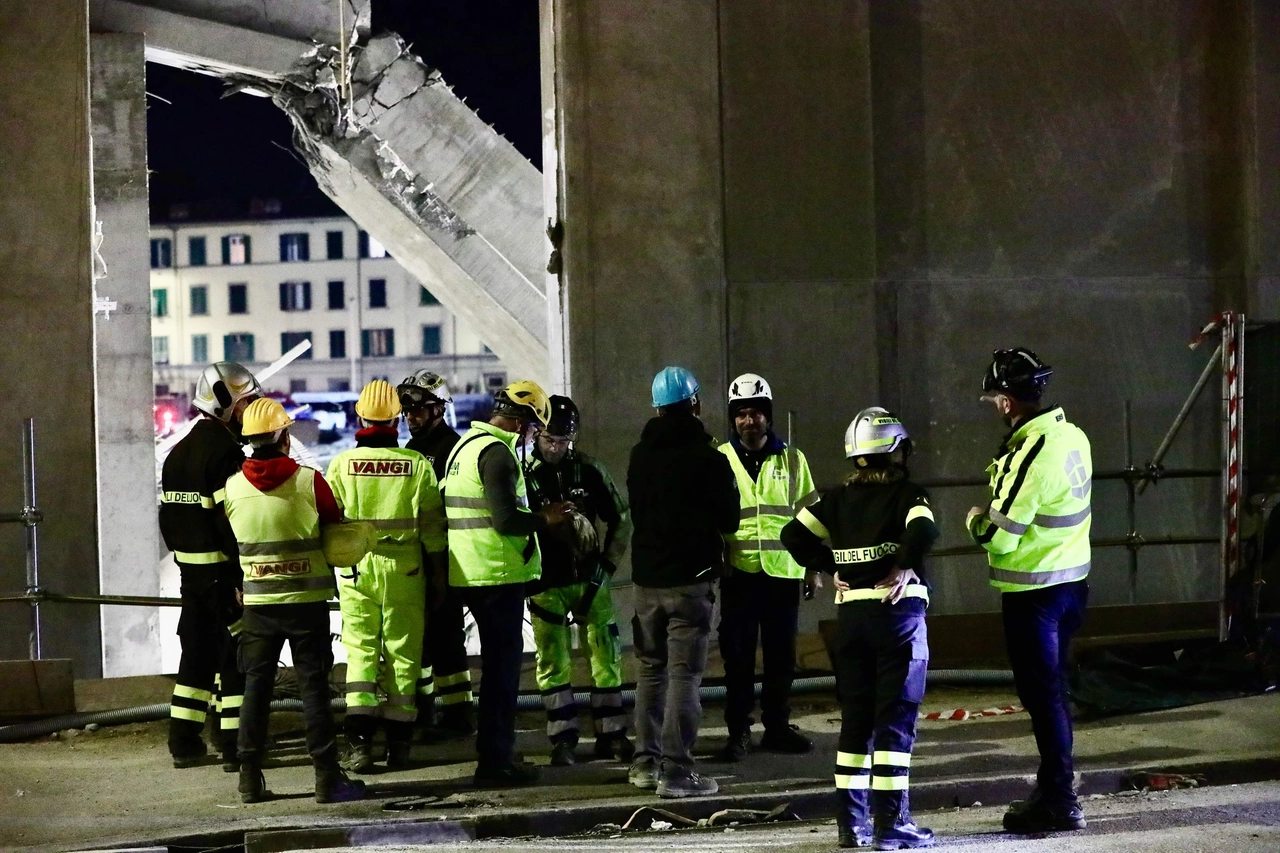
[803, 570, 823, 601]
[568, 510, 599, 559]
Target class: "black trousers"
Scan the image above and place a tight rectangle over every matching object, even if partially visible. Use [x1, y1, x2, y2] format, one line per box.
[170, 564, 244, 758]
[421, 583, 472, 711]
[460, 583, 526, 769]
[237, 601, 338, 767]
[718, 567, 800, 735]
[1002, 579, 1088, 807]
[833, 599, 928, 824]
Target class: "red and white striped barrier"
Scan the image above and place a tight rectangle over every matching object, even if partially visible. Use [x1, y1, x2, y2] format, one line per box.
[920, 704, 1024, 722]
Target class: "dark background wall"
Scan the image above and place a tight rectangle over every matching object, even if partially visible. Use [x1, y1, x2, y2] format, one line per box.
[552, 0, 1275, 630]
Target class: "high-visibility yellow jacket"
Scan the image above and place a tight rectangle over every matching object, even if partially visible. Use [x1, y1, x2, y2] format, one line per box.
[968, 407, 1092, 592]
[223, 466, 334, 606]
[718, 440, 817, 579]
[442, 422, 542, 587]
[326, 443, 446, 572]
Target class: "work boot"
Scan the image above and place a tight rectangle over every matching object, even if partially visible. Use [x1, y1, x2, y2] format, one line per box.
[315, 755, 367, 804]
[1002, 800, 1086, 834]
[342, 715, 378, 773]
[594, 732, 635, 762]
[628, 757, 660, 790]
[238, 763, 268, 804]
[760, 724, 813, 754]
[656, 765, 719, 799]
[474, 760, 541, 787]
[837, 788, 873, 848]
[718, 729, 752, 762]
[171, 738, 208, 769]
[437, 703, 475, 737]
[872, 792, 934, 850]
[342, 742, 376, 774]
[550, 739, 577, 767]
[386, 740, 412, 770]
[219, 732, 239, 773]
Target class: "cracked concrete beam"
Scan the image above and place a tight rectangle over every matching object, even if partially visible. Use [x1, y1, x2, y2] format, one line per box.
[90, 0, 313, 80]
[95, 0, 370, 46]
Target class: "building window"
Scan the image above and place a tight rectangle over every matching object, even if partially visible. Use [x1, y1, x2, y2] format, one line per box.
[328, 280, 345, 310]
[190, 285, 208, 316]
[361, 328, 395, 357]
[422, 325, 442, 355]
[281, 331, 313, 358]
[150, 238, 172, 269]
[328, 378, 351, 392]
[222, 234, 250, 265]
[188, 236, 206, 266]
[290, 378, 308, 394]
[191, 334, 208, 364]
[358, 230, 388, 259]
[368, 278, 387, 308]
[419, 286, 439, 306]
[279, 280, 312, 311]
[326, 230, 344, 260]
[224, 333, 254, 362]
[330, 329, 346, 359]
[229, 283, 248, 315]
[151, 288, 168, 318]
[152, 336, 169, 364]
[280, 232, 310, 262]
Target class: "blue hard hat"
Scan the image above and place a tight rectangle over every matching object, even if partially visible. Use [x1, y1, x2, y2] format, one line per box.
[651, 366, 700, 408]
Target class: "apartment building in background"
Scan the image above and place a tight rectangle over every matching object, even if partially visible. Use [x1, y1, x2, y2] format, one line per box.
[149, 214, 507, 400]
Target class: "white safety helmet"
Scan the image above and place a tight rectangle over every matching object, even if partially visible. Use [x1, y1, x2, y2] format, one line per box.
[844, 407, 911, 459]
[728, 373, 773, 404]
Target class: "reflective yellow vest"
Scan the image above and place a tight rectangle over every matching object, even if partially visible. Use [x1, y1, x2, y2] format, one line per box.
[442, 422, 542, 587]
[223, 467, 334, 606]
[718, 441, 818, 579]
[325, 446, 447, 572]
[968, 407, 1093, 592]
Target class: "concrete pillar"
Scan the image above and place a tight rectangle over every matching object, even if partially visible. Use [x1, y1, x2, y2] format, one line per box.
[90, 33, 162, 677]
[0, 0, 102, 675]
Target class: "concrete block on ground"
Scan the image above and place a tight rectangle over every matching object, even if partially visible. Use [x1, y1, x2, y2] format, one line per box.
[0, 659, 76, 719]
[244, 818, 474, 853]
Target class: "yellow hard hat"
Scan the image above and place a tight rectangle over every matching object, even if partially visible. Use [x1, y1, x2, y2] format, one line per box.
[322, 521, 376, 568]
[495, 380, 551, 427]
[241, 397, 292, 439]
[355, 379, 401, 421]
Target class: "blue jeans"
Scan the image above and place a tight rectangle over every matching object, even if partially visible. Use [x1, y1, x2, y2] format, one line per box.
[1002, 579, 1089, 806]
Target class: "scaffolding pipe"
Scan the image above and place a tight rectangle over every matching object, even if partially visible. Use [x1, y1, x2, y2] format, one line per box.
[1138, 341, 1222, 496]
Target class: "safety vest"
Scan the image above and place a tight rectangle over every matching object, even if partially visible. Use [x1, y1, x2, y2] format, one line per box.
[442, 422, 542, 587]
[223, 467, 334, 606]
[326, 446, 446, 571]
[969, 407, 1093, 592]
[718, 441, 817, 579]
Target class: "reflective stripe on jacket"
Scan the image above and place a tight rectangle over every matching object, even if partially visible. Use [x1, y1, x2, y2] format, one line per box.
[223, 467, 333, 605]
[442, 422, 542, 587]
[326, 446, 447, 571]
[968, 407, 1092, 592]
[718, 442, 817, 579]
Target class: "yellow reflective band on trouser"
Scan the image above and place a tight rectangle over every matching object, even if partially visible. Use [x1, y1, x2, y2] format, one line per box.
[836, 751, 872, 769]
[173, 550, 229, 565]
[384, 694, 417, 722]
[173, 685, 214, 703]
[836, 774, 870, 789]
[221, 695, 244, 710]
[221, 716, 240, 730]
[170, 705, 206, 723]
[873, 750, 911, 767]
[797, 507, 830, 540]
[872, 775, 910, 791]
[417, 666, 434, 696]
[436, 670, 473, 705]
[836, 583, 930, 606]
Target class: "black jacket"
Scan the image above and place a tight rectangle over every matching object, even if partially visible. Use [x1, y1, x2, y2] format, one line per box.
[627, 413, 739, 587]
[526, 448, 630, 592]
[405, 418, 461, 481]
[159, 418, 244, 566]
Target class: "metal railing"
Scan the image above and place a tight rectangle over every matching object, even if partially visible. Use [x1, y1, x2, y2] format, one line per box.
[0, 419, 44, 658]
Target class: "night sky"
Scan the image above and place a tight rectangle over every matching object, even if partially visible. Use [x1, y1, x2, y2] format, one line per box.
[145, 0, 542, 222]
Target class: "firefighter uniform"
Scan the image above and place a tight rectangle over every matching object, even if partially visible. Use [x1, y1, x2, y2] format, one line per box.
[328, 422, 447, 761]
[159, 417, 246, 768]
[717, 434, 817, 750]
[968, 404, 1092, 820]
[404, 417, 474, 730]
[780, 408, 937, 849]
[525, 445, 632, 757]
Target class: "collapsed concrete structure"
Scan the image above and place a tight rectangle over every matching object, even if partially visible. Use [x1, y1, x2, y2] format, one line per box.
[1, 0, 1277, 675]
